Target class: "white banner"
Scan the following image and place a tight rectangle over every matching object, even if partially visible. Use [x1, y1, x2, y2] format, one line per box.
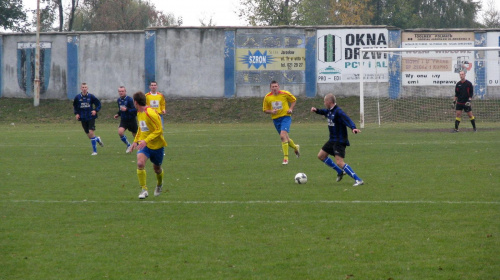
[402, 32, 475, 86]
[486, 32, 500, 87]
[317, 29, 388, 83]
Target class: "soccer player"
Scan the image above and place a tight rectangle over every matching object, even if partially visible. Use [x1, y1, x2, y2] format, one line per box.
[262, 80, 300, 165]
[113, 86, 138, 153]
[311, 93, 364, 187]
[452, 70, 476, 132]
[73, 82, 104, 155]
[129, 91, 167, 199]
[145, 81, 166, 127]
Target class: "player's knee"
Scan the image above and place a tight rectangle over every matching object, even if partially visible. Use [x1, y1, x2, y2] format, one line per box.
[317, 153, 326, 161]
[154, 166, 162, 174]
[137, 161, 146, 169]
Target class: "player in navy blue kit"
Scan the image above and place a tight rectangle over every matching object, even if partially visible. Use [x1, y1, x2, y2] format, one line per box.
[311, 93, 364, 187]
[113, 86, 137, 153]
[73, 83, 104, 155]
[452, 71, 476, 132]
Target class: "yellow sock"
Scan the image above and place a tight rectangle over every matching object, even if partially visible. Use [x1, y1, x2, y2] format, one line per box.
[282, 142, 289, 160]
[156, 169, 164, 186]
[288, 138, 297, 150]
[137, 169, 147, 190]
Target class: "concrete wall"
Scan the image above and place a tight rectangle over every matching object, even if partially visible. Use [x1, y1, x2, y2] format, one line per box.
[156, 28, 226, 98]
[78, 32, 145, 100]
[0, 27, 499, 101]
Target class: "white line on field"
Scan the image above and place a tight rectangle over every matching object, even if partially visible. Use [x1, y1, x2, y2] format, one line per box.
[2, 200, 499, 205]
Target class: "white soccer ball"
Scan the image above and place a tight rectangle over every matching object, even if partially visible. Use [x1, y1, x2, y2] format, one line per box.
[294, 173, 307, 184]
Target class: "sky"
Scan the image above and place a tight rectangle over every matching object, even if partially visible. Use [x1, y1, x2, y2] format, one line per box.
[151, 0, 246, 26]
[151, 0, 499, 27]
[11, 0, 500, 29]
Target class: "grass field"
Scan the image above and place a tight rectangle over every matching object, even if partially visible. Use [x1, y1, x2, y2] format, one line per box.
[1, 120, 499, 279]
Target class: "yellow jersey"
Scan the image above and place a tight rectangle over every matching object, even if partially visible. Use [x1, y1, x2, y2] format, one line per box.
[145, 92, 166, 115]
[262, 90, 297, 119]
[134, 107, 167, 150]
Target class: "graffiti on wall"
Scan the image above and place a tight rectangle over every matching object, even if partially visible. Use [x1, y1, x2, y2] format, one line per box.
[17, 42, 52, 97]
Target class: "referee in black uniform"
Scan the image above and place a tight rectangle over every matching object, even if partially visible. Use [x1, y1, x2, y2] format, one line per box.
[452, 70, 476, 132]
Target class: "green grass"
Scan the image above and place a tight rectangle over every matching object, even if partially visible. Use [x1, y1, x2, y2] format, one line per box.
[0, 121, 499, 279]
[0, 97, 360, 124]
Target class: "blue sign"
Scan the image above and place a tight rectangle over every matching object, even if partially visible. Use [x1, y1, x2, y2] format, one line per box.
[239, 50, 275, 69]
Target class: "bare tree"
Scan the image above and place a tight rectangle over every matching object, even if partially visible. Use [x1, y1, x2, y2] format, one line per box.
[238, 0, 302, 26]
[71, 0, 180, 31]
[199, 15, 216, 27]
[68, 0, 79, 31]
[481, 0, 500, 28]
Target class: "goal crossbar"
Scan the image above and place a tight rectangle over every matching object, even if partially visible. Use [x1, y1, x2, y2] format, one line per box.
[360, 47, 500, 53]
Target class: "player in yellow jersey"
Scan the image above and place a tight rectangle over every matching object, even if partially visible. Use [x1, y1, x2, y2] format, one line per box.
[263, 80, 300, 165]
[145, 81, 166, 127]
[129, 91, 168, 199]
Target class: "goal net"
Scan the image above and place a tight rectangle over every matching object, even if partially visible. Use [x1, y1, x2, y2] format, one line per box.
[359, 47, 500, 128]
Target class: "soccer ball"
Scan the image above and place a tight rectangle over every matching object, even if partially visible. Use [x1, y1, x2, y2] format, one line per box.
[294, 173, 307, 184]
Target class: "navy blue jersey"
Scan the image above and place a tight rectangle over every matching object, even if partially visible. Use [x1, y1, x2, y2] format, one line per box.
[73, 93, 101, 121]
[315, 105, 357, 146]
[117, 96, 137, 121]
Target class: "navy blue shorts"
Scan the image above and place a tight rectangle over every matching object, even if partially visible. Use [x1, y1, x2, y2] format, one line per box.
[138, 146, 165, 166]
[119, 119, 138, 134]
[322, 141, 346, 158]
[80, 119, 96, 134]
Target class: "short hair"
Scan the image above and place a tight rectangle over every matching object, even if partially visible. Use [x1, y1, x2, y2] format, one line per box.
[81, 82, 87, 86]
[150, 81, 157, 86]
[118, 86, 126, 90]
[270, 80, 279, 86]
[324, 93, 336, 104]
[133, 91, 146, 106]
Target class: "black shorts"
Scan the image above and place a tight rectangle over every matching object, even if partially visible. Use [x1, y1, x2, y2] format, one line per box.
[322, 141, 346, 158]
[119, 119, 138, 134]
[81, 119, 96, 134]
[455, 103, 472, 112]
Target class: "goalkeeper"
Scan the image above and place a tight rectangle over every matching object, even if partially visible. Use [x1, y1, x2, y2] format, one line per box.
[452, 71, 476, 132]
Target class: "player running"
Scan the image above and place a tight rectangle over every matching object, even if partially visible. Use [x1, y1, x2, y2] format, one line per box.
[311, 93, 364, 187]
[113, 86, 137, 153]
[129, 91, 168, 199]
[145, 81, 166, 127]
[73, 82, 104, 155]
[262, 80, 300, 165]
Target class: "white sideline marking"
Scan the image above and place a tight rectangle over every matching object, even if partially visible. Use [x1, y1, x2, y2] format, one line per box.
[3, 200, 499, 205]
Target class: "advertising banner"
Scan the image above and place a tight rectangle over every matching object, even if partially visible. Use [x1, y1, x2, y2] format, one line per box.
[235, 34, 306, 84]
[402, 32, 475, 86]
[317, 29, 389, 83]
[486, 32, 500, 87]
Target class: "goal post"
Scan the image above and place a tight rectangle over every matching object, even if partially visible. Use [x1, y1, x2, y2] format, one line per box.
[359, 47, 500, 128]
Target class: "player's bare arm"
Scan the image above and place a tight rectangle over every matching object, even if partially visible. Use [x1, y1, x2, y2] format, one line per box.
[288, 101, 296, 114]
